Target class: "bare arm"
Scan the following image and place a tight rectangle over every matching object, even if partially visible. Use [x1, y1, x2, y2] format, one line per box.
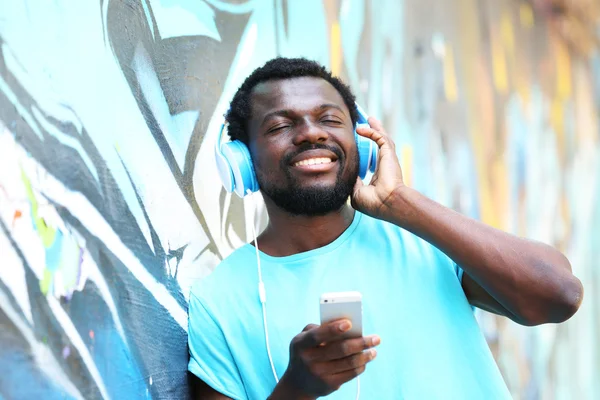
[352, 117, 584, 326]
[385, 186, 583, 326]
[189, 373, 232, 400]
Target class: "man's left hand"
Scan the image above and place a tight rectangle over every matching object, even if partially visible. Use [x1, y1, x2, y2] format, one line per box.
[351, 117, 404, 221]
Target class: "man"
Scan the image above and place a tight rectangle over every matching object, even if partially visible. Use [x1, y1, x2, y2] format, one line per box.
[188, 57, 583, 399]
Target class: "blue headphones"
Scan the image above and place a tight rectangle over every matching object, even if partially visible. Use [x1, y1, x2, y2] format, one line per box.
[215, 103, 378, 197]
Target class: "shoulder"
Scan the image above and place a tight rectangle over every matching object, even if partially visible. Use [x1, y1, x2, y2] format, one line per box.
[189, 245, 256, 306]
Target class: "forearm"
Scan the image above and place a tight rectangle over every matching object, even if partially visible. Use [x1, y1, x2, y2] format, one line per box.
[383, 185, 583, 325]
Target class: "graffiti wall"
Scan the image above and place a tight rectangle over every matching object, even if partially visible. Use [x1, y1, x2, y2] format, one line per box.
[0, 0, 598, 399]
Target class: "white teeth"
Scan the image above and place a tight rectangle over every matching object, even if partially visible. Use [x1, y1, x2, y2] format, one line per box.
[294, 157, 333, 167]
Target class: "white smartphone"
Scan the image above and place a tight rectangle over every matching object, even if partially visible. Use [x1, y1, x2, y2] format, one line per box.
[320, 291, 363, 339]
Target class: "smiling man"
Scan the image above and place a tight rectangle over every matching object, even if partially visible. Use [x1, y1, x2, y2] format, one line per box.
[187, 58, 583, 399]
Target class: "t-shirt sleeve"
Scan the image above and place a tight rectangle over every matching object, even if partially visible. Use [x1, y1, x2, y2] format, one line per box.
[435, 251, 475, 310]
[428, 241, 465, 284]
[455, 264, 465, 283]
[188, 291, 247, 400]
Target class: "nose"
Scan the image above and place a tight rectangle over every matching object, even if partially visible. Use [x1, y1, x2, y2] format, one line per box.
[292, 120, 329, 146]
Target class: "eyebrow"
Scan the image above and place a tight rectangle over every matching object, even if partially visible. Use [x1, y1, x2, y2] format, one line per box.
[260, 103, 346, 126]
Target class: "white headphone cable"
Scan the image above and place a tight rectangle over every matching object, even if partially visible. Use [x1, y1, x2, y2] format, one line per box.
[246, 189, 279, 384]
[246, 190, 360, 398]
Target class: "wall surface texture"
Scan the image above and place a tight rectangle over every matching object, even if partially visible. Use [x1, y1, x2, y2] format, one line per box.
[0, 0, 598, 399]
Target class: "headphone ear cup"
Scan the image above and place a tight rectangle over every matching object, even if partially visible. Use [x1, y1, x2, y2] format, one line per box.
[368, 136, 378, 173]
[221, 140, 260, 197]
[216, 143, 235, 193]
[355, 126, 377, 179]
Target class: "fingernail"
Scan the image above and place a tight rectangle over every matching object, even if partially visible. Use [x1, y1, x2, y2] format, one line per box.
[372, 335, 381, 346]
[339, 321, 351, 332]
[370, 349, 378, 359]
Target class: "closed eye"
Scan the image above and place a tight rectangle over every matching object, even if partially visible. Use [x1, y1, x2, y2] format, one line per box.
[321, 119, 343, 125]
[268, 124, 289, 133]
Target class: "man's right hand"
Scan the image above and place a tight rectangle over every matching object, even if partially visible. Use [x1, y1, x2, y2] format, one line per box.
[270, 319, 380, 399]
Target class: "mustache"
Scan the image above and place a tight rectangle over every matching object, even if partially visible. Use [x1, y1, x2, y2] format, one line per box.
[281, 143, 344, 167]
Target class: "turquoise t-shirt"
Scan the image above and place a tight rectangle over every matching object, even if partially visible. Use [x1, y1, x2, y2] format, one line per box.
[188, 212, 511, 399]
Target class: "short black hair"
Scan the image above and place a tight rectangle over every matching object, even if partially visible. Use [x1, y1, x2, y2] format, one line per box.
[225, 57, 358, 144]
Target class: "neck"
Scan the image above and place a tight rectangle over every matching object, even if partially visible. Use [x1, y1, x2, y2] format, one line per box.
[256, 196, 355, 257]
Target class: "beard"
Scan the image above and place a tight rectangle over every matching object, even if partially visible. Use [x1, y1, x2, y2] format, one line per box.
[256, 143, 359, 216]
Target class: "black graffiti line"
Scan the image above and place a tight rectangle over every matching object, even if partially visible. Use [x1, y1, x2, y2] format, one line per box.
[167, 243, 188, 280]
[55, 206, 189, 400]
[192, 243, 212, 263]
[112, 65, 223, 262]
[0, 43, 196, 294]
[0, 219, 31, 328]
[0, 217, 104, 399]
[102, 0, 223, 261]
[117, 153, 166, 260]
[131, 75, 222, 261]
[0, 79, 184, 396]
[116, 152, 193, 302]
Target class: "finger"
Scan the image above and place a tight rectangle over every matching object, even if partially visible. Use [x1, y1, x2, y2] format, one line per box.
[311, 335, 381, 362]
[316, 348, 377, 376]
[367, 116, 385, 132]
[355, 126, 391, 149]
[352, 177, 364, 194]
[298, 319, 352, 348]
[329, 364, 368, 388]
[302, 324, 319, 333]
[299, 324, 324, 347]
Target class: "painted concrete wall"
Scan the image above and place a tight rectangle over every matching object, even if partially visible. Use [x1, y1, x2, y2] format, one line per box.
[0, 0, 598, 399]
